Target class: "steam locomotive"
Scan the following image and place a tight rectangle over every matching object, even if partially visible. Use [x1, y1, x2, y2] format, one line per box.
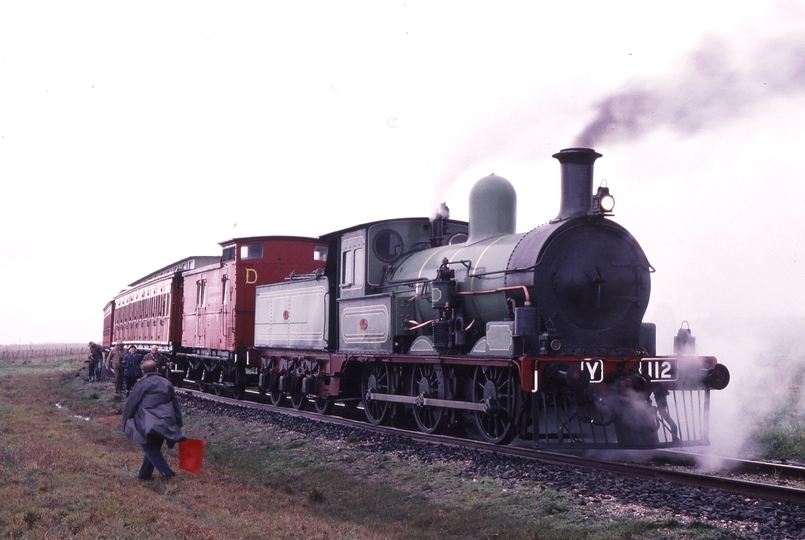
[103, 147, 729, 448]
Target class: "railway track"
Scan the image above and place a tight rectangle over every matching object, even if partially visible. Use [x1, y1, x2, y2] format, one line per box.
[178, 386, 805, 507]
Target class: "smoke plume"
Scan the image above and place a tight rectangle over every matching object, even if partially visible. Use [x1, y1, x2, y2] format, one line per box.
[574, 33, 805, 147]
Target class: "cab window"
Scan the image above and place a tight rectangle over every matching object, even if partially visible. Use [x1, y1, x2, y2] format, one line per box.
[373, 229, 403, 262]
[240, 244, 263, 260]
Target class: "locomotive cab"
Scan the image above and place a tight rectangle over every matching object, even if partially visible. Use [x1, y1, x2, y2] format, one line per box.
[329, 218, 470, 353]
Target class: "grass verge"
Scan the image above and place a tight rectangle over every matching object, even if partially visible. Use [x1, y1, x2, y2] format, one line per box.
[1, 356, 737, 539]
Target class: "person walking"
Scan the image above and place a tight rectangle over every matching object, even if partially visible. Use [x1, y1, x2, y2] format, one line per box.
[122, 359, 186, 480]
[106, 343, 125, 394]
[122, 346, 142, 395]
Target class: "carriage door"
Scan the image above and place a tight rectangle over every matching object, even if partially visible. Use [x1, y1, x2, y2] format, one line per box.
[221, 274, 232, 343]
[195, 278, 207, 345]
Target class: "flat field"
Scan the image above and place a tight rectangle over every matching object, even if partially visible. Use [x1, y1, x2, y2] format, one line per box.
[0, 356, 732, 539]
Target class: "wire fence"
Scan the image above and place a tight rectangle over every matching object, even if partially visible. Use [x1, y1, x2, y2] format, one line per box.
[0, 344, 87, 361]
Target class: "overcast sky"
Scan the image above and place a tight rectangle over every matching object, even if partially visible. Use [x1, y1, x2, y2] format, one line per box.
[1, 1, 803, 361]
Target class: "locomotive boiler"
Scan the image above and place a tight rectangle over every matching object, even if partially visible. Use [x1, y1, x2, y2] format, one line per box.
[376, 148, 651, 358]
[251, 147, 730, 448]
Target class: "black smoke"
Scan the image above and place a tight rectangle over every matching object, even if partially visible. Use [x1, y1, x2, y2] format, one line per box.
[574, 34, 805, 148]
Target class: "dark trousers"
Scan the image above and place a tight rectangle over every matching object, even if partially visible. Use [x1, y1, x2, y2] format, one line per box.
[138, 433, 176, 480]
[113, 367, 124, 393]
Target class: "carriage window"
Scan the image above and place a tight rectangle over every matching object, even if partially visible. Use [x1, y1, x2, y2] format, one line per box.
[222, 246, 236, 262]
[373, 229, 404, 262]
[196, 279, 207, 308]
[240, 244, 263, 260]
[314, 245, 328, 262]
[222, 276, 229, 305]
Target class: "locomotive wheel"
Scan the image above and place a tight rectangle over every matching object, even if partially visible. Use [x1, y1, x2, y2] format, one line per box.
[411, 363, 448, 434]
[314, 396, 333, 415]
[472, 365, 517, 444]
[362, 361, 392, 425]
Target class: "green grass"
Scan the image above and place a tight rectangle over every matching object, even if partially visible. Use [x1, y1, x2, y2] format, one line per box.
[747, 362, 805, 460]
[0, 356, 744, 539]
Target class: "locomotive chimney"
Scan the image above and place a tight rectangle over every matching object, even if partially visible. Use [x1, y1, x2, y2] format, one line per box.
[552, 147, 602, 221]
[430, 202, 450, 247]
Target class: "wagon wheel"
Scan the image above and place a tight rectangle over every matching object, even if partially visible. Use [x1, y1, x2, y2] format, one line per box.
[362, 361, 392, 425]
[290, 387, 307, 410]
[258, 359, 273, 397]
[472, 365, 517, 444]
[197, 368, 209, 393]
[411, 363, 448, 434]
[214, 368, 226, 396]
[314, 396, 333, 415]
[267, 371, 285, 407]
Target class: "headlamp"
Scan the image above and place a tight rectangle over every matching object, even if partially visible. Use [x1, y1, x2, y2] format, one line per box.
[592, 182, 615, 214]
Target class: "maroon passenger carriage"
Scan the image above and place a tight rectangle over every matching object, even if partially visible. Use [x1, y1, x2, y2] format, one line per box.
[103, 237, 327, 396]
[110, 256, 219, 352]
[102, 301, 114, 349]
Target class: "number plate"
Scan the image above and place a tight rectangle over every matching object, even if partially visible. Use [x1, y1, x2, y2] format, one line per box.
[580, 359, 604, 383]
[640, 358, 678, 381]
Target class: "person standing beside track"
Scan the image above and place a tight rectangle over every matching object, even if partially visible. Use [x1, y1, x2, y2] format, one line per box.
[106, 343, 125, 394]
[122, 359, 186, 480]
[122, 346, 142, 395]
[142, 345, 169, 378]
[87, 341, 103, 382]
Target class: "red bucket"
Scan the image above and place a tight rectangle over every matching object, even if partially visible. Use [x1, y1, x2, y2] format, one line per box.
[178, 439, 206, 474]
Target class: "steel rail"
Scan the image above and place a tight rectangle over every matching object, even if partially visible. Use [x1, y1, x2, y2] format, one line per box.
[651, 449, 805, 480]
[179, 387, 805, 506]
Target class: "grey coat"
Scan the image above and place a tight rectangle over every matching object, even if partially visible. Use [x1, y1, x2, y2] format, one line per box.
[122, 372, 184, 445]
[106, 346, 125, 369]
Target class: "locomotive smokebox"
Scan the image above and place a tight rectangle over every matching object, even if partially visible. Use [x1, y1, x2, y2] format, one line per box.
[552, 147, 602, 221]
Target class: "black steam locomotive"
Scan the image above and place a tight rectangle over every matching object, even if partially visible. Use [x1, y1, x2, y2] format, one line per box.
[247, 147, 730, 448]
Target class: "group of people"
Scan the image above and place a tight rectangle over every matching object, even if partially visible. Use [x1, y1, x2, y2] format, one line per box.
[87, 341, 186, 480]
[87, 342, 170, 394]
